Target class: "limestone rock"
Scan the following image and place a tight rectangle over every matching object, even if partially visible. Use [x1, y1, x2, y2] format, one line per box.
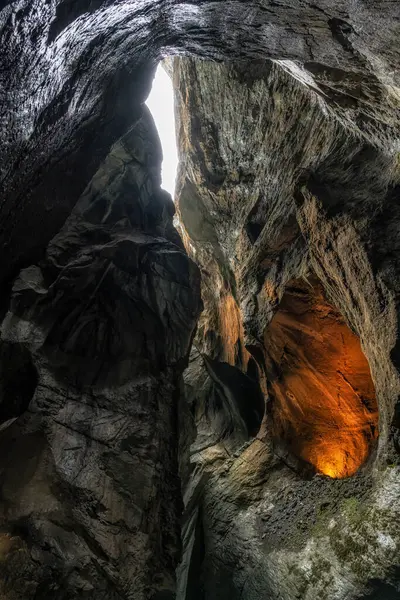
[175, 57, 400, 600]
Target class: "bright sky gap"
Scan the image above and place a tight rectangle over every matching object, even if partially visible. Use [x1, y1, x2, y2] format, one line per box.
[146, 64, 178, 199]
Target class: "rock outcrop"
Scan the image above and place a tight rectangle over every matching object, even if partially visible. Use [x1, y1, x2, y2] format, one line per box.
[0, 1, 400, 599]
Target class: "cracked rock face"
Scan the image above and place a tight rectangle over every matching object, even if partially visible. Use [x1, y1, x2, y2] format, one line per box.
[0, 1, 400, 599]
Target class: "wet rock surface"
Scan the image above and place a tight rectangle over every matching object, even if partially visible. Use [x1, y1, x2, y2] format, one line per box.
[0, 1, 400, 599]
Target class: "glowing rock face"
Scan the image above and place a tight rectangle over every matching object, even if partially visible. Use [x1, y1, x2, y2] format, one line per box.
[264, 277, 378, 479]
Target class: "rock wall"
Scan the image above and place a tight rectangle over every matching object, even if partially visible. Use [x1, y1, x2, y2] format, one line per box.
[0, 107, 201, 599]
[174, 57, 400, 600]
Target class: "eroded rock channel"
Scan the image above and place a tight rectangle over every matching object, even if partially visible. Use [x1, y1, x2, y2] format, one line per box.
[0, 2, 400, 599]
[265, 276, 378, 479]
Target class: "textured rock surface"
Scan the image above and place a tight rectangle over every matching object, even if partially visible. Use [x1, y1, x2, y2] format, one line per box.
[0, 107, 201, 599]
[1, 0, 399, 288]
[0, 1, 400, 599]
[174, 57, 400, 599]
[264, 276, 378, 479]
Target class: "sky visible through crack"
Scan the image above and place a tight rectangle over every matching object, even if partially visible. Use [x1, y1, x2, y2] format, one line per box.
[146, 64, 178, 199]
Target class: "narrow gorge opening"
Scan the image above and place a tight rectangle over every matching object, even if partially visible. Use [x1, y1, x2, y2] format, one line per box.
[146, 63, 178, 198]
[146, 59, 380, 481]
[264, 276, 379, 479]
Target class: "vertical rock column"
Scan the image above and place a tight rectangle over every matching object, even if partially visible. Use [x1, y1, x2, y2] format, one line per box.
[0, 109, 201, 599]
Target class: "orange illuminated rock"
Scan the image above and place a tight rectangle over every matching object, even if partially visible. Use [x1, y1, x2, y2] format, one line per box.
[264, 277, 378, 478]
[219, 293, 250, 368]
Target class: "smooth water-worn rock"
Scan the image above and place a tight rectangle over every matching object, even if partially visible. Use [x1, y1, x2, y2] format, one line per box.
[0, 0, 399, 287]
[0, 106, 201, 599]
[174, 57, 400, 600]
[0, 1, 400, 599]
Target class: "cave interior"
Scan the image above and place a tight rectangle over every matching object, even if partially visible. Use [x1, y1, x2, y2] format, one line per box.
[0, 2, 400, 600]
